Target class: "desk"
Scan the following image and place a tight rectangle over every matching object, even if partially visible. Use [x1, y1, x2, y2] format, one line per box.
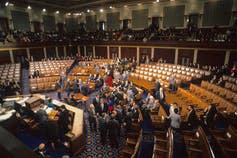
[73, 93, 89, 102]
[16, 94, 86, 156]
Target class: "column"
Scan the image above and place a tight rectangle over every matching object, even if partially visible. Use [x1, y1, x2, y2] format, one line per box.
[151, 47, 154, 59]
[43, 47, 47, 58]
[136, 47, 140, 63]
[55, 47, 59, 58]
[193, 49, 198, 64]
[224, 50, 230, 65]
[84, 46, 87, 56]
[92, 46, 95, 58]
[174, 48, 179, 64]
[26, 48, 30, 59]
[107, 46, 110, 59]
[77, 46, 81, 55]
[9, 50, 14, 64]
[63, 46, 67, 57]
[118, 46, 121, 58]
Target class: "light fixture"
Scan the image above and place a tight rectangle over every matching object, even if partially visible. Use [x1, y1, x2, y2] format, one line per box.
[79, 13, 82, 16]
[42, 8, 46, 12]
[124, 5, 127, 8]
[27, 5, 32, 10]
[109, 6, 113, 9]
[5, 2, 9, 7]
[99, 9, 104, 12]
[73, 13, 80, 16]
[87, 9, 90, 13]
[138, 3, 142, 6]
[55, 10, 59, 14]
[67, 13, 71, 16]
[157, 0, 160, 2]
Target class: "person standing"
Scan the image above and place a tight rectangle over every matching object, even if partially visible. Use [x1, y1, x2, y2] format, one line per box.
[98, 113, 107, 145]
[88, 104, 97, 132]
[65, 80, 71, 98]
[167, 108, 181, 131]
[58, 105, 69, 141]
[108, 113, 120, 148]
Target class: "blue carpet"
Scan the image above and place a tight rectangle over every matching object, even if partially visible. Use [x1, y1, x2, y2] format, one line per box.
[137, 134, 154, 158]
[21, 68, 30, 95]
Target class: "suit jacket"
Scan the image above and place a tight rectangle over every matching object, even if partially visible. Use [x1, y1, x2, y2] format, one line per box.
[58, 109, 69, 132]
[95, 103, 108, 115]
[92, 97, 100, 107]
[186, 110, 197, 125]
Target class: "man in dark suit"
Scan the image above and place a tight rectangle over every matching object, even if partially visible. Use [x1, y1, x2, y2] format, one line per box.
[186, 105, 198, 129]
[58, 105, 69, 141]
[92, 94, 100, 107]
[202, 104, 217, 127]
[108, 113, 120, 148]
[95, 98, 108, 116]
[98, 113, 108, 145]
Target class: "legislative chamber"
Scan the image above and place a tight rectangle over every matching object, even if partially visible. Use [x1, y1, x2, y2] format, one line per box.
[0, 0, 237, 158]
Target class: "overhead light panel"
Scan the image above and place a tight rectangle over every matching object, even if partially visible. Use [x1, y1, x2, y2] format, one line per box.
[99, 9, 104, 12]
[5, 2, 9, 7]
[42, 8, 46, 12]
[27, 5, 32, 10]
[87, 9, 90, 13]
[55, 10, 59, 14]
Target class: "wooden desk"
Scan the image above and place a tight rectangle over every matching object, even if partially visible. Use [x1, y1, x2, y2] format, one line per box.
[128, 76, 155, 92]
[73, 93, 89, 102]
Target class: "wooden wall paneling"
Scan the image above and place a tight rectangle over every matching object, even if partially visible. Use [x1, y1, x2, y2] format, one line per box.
[0, 51, 11, 64]
[86, 46, 93, 57]
[66, 46, 77, 57]
[95, 46, 107, 58]
[79, 46, 84, 56]
[12, 49, 27, 63]
[139, 48, 151, 60]
[229, 51, 237, 66]
[46, 47, 56, 58]
[30, 48, 44, 61]
[109, 47, 118, 59]
[154, 48, 175, 63]
[121, 47, 137, 59]
[178, 49, 194, 65]
[58, 46, 64, 58]
[197, 50, 225, 66]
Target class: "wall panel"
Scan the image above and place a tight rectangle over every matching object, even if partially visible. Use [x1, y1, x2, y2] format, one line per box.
[0, 51, 11, 64]
[30, 48, 44, 61]
[13, 49, 27, 63]
[154, 48, 175, 63]
[95, 46, 107, 58]
[178, 49, 194, 65]
[121, 47, 136, 59]
[46, 47, 56, 58]
[197, 50, 225, 66]
[229, 51, 237, 66]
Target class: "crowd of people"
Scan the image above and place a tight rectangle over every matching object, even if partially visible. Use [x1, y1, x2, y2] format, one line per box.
[0, 80, 21, 103]
[1, 24, 236, 45]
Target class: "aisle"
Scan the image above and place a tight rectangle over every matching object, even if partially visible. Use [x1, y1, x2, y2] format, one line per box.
[21, 68, 30, 95]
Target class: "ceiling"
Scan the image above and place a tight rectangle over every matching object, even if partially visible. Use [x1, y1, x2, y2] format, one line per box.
[8, 0, 174, 10]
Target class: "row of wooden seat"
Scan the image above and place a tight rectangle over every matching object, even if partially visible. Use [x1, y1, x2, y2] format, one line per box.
[223, 75, 237, 84]
[201, 81, 237, 104]
[189, 84, 237, 113]
[30, 76, 60, 92]
[119, 130, 142, 158]
[128, 75, 156, 91]
[0, 63, 21, 82]
[29, 60, 73, 76]
[140, 63, 210, 75]
[224, 81, 237, 92]
[210, 126, 237, 158]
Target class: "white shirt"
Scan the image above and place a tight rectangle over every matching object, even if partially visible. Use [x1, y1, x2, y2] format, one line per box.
[168, 112, 181, 129]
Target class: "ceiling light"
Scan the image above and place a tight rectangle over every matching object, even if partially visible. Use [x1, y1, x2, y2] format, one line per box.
[124, 5, 127, 8]
[27, 5, 31, 10]
[55, 10, 59, 14]
[42, 8, 46, 12]
[5, 2, 9, 7]
[67, 13, 71, 16]
[157, 0, 160, 2]
[73, 13, 80, 16]
[87, 9, 90, 13]
[79, 13, 82, 16]
[138, 3, 142, 6]
[109, 6, 113, 9]
[99, 9, 104, 12]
